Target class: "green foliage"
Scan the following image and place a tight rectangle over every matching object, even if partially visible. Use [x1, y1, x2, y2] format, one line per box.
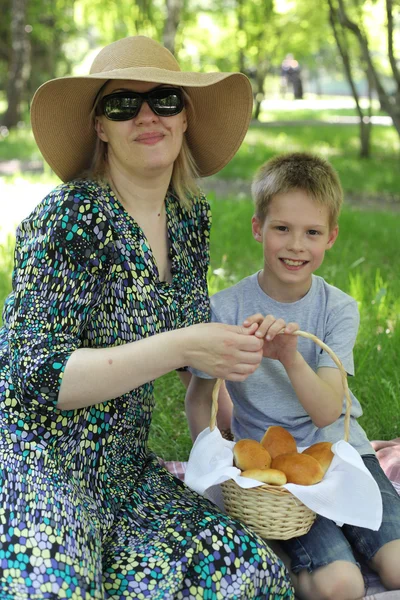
[75, 0, 164, 42]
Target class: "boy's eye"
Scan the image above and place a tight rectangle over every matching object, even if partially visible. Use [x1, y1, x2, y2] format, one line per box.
[308, 229, 320, 236]
[275, 225, 288, 232]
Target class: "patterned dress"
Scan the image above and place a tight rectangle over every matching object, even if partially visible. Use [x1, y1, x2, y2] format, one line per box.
[0, 179, 294, 599]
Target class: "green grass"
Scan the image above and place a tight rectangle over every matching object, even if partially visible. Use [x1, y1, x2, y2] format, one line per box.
[0, 199, 398, 460]
[0, 125, 41, 162]
[0, 234, 14, 307]
[151, 199, 400, 459]
[219, 123, 400, 198]
[259, 106, 388, 122]
[1, 101, 399, 460]
[2, 101, 400, 199]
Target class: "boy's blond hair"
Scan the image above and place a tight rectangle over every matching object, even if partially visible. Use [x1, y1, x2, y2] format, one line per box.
[252, 152, 343, 229]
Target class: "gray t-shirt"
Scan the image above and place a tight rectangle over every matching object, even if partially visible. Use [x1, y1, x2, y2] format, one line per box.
[194, 272, 373, 456]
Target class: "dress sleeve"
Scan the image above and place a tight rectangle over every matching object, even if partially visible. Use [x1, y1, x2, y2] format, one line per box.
[175, 194, 212, 371]
[7, 182, 116, 412]
[317, 297, 360, 376]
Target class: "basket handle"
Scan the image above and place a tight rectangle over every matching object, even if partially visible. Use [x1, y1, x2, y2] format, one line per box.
[209, 329, 351, 442]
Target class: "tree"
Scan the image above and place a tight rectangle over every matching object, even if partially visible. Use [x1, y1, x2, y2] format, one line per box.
[333, 0, 400, 137]
[2, 0, 30, 128]
[328, 0, 372, 157]
[163, 0, 183, 55]
[235, 0, 275, 119]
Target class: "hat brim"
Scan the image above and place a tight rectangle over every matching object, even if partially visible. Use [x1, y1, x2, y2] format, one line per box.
[30, 67, 253, 181]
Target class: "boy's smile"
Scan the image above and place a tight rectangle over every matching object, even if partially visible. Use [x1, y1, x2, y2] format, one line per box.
[252, 189, 338, 302]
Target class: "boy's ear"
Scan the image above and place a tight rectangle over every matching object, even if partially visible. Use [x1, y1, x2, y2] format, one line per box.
[251, 215, 263, 243]
[326, 225, 339, 249]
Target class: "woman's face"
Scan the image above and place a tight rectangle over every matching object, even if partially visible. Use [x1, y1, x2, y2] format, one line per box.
[95, 80, 187, 180]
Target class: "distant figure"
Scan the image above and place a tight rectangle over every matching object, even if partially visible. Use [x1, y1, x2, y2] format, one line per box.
[281, 53, 303, 99]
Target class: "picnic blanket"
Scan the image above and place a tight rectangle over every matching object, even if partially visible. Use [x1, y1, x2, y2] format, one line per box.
[160, 438, 400, 599]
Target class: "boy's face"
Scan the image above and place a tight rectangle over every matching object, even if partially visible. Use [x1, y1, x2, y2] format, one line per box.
[252, 189, 338, 301]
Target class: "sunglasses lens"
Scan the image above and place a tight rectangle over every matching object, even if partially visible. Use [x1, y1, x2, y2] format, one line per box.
[101, 88, 184, 121]
[102, 94, 141, 121]
[150, 89, 184, 116]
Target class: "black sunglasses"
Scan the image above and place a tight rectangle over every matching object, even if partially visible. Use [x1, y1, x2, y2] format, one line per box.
[100, 87, 184, 121]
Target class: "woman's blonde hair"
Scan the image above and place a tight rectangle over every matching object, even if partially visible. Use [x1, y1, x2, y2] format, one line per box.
[252, 152, 343, 230]
[84, 85, 199, 210]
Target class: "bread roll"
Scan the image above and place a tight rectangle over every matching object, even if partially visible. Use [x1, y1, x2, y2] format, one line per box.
[233, 439, 271, 471]
[302, 442, 334, 475]
[271, 453, 324, 485]
[261, 425, 297, 459]
[241, 468, 287, 486]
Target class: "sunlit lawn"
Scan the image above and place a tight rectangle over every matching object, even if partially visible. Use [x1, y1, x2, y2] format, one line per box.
[1, 96, 399, 460]
[151, 198, 400, 459]
[219, 123, 400, 198]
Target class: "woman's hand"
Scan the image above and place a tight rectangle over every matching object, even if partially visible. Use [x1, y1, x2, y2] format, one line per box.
[243, 314, 299, 368]
[184, 322, 264, 381]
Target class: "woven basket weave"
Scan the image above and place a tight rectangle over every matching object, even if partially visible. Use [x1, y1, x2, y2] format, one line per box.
[210, 330, 352, 540]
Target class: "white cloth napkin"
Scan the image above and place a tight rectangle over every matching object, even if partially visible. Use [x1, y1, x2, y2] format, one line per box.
[184, 427, 382, 530]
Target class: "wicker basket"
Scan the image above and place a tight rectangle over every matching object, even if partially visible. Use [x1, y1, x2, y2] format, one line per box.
[210, 330, 352, 540]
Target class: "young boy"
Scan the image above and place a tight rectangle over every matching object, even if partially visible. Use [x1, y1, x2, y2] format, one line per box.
[186, 152, 400, 600]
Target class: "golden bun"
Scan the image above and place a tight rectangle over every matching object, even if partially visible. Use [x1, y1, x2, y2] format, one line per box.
[241, 468, 287, 486]
[271, 453, 324, 485]
[261, 425, 297, 459]
[233, 439, 271, 471]
[302, 442, 334, 475]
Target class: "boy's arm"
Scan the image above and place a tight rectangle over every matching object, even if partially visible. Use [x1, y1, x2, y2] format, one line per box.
[244, 314, 343, 428]
[185, 375, 233, 441]
[283, 354, 343, 427]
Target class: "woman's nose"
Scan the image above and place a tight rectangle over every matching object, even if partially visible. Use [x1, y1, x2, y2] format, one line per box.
[135, 101, 159, 123]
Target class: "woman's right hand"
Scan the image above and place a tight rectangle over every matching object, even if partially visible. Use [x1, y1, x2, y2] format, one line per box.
[183, 322, 264, 381]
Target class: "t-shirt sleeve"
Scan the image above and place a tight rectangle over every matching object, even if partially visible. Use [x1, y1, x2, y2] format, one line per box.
[317, 297, 360, 376]
[7, 182, 115, 412]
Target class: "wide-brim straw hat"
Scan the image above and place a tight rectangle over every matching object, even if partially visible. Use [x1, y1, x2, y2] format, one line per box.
[30, 36, 253, 182]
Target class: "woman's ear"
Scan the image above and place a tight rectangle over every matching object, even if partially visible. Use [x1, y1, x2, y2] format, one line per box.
[95, 116, 109, 143]
[182, 109, 188, 133]
[326, 225, 339, 249]
[251, 215, 263, 243]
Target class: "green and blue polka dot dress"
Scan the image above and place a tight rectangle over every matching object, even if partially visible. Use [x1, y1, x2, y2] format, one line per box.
[0, 180, 294, 599]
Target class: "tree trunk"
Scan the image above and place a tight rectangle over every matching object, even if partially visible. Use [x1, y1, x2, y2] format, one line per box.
[2, 0, 30, 128]
[336, 0, 400, 138]
[163, 0, 182, 55]
[236, 0, 246, 73]
[328, 0, 371, 158]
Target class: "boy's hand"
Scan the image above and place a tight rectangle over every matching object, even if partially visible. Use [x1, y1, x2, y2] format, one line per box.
[243, 314, 299, 367]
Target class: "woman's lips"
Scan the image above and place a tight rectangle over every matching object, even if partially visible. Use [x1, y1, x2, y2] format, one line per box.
[135, 132, 165, 145]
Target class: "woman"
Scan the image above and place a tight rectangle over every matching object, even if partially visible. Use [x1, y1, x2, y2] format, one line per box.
[0, 36, 294, 599]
